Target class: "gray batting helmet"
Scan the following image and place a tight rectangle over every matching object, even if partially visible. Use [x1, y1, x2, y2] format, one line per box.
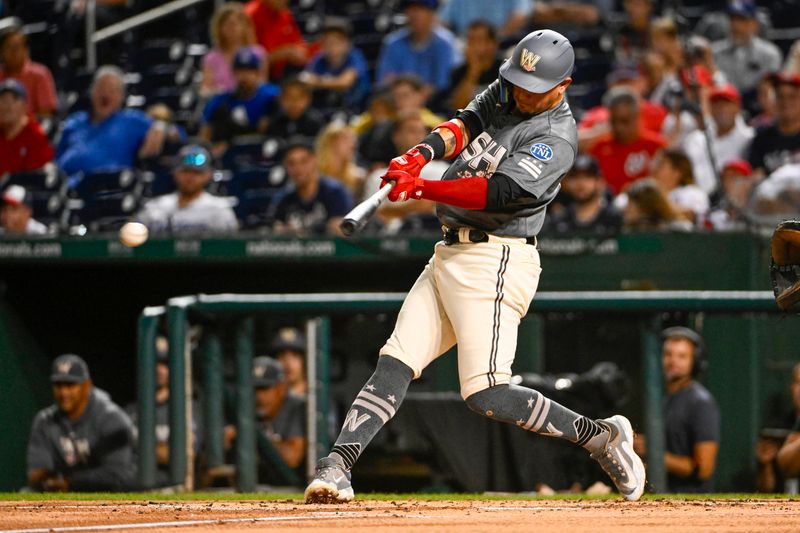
[499, 29, 574, 94]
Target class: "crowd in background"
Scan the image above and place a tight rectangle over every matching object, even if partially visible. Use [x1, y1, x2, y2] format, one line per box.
[2, 0, 800, 237]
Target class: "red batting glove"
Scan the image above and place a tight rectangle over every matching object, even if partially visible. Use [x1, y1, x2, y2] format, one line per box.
[382, 170, 425, 202]
[388, 147, 428, 178]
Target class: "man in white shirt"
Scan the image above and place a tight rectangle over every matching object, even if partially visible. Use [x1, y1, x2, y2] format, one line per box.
[0, 184, 48, 235]
[682, 83, 754, 194]
[137, 144, 238, 235]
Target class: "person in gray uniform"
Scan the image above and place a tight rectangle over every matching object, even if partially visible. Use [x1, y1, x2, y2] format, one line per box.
[26, 354, 135, 492]
[305, 29, 646, 504]
[136, 144, 238, 235]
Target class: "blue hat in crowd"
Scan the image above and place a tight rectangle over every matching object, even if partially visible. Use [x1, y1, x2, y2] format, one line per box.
[176, 144, 212, 171]
[233, 47, 262, 70]
[727, 0, 757, 18]
[0, 78, 27, 101]
[50, 354, 91, 384]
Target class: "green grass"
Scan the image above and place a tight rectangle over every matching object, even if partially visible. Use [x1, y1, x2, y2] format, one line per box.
[0, 492, 798, 502]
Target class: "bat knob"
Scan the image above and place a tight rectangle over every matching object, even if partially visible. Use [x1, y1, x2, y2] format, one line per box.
[340, 218, 357, 237]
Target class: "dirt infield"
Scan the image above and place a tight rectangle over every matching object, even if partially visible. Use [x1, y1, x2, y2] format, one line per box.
[1, 498, 799, 533]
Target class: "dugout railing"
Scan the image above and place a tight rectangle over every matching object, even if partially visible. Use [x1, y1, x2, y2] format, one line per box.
[136, 291, 779, 493]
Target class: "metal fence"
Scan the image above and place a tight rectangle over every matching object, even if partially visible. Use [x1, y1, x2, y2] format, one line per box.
[137, 290, 779, 493]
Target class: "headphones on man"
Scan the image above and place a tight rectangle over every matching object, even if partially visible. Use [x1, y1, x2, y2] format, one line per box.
[661, 326, 707, 377]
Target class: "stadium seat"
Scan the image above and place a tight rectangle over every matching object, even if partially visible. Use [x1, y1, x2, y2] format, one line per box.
[66, 191, 141, 233]
[68, 169, 143, 200]
[2, 165, 66, 193]
[221, 135, 284, 172]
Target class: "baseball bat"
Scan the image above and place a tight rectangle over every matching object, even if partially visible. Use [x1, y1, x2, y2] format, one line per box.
[340, 182, 395, 237]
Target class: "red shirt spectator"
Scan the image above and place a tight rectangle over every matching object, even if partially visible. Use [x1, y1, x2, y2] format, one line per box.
[244, 0, 308, 80]
[588, 86, 667, 193]
[579, 101, 667, 137]
[0, 28, 58, 117]
[0, 80, 54, 175]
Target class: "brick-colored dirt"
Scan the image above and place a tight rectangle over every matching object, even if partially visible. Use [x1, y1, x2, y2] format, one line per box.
[1, 498, 799, 532]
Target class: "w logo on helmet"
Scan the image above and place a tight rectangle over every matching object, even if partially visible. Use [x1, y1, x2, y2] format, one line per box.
[520, 49, 541, 72]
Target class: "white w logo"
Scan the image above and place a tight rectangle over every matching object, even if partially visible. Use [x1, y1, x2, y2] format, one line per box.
[343, 409, 371, 432]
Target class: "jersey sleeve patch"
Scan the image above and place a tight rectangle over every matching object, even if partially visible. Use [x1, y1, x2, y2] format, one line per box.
[530, 143, 554, 161]
[517, 157, 544, 178]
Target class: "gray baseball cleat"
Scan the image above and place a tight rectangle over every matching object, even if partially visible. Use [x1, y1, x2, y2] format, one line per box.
[590, 415, 646, 501]
[304, 457, 354, 504]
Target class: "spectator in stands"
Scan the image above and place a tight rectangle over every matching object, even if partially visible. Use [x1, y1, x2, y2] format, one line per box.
[621, 178, 691, 231]
[578, 67, 667, 151]
[201, 2, 266, 97]
[707, 160, 756, 230]
[756, 362, 800, 493]
[200, 48, 280, 156]
[355, 87, 397, 167]
[145, 103, 187, 147]
[748, 72, 800, 177]
[589, 87, 667, 194]
[271, 328, 308, 397]
[0, 79, 53, 175]
[547, 155, 622, 234]
[650, 148, 710, 224]
[532, 1, 607, 29]
[136, 144, 238, 235]
[448, 21, 503, 111]
[682, 84, 754, 195]
[124, 337, 200, 489]
[438, 0, 532, 38]
[300, 17, 370, 111]
[0, 26, 57, 118]
[362, 111, 448, 228]
[376, 0, 459, 96]
[26, 354, 135, 492]
[642, 51, 678, 109]
[357, 76, 446, 167]
[777, 424, 800, 491]
[315, 122, 366, 197]
[650, 18, 683, 79]
[615, 0, 653, 63]
[56, 66, 166, 177]
[266, 76, 323, 139]
[749, 74, 777, 130]
[244, 0, 307, 80]
[635, 328, 720, 493]
[0, 184, 48, 235]
[712, 0, 782, 99]
[252, 356, 306, 472]
[271, 137, 354, 236]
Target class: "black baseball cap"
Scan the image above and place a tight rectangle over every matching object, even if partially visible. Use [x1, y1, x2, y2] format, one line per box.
[271, 327, 307, 355]
[233, 47, 262, 70]
[322, 17, 352, 38]
[403, 0, 439, 10]
[252, 356, 285, 388]
[727, 0, 757, 18]
[50, 354, 91, 384]
[570, 154, 601, 176]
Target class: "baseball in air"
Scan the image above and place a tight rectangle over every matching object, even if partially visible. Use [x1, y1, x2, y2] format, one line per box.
[119, 222, 149, 247]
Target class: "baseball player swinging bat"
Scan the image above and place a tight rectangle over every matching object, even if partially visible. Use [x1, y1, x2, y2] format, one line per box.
[339, 182, 395, 236]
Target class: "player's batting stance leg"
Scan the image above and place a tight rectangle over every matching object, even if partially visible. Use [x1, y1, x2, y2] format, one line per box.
[305, 29, 645, 504]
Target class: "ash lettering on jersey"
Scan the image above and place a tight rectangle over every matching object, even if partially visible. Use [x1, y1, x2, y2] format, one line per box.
[457, 131, 508, 178]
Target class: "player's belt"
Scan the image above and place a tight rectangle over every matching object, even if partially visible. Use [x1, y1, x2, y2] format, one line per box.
[442, 227, 537, 246]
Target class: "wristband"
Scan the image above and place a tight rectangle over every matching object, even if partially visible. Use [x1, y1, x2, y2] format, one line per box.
[435, 119, 465, 158]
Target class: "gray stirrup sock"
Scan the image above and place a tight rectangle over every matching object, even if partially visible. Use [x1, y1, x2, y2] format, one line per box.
[328, 355, 414, 470]
[465, 384, 609, 453]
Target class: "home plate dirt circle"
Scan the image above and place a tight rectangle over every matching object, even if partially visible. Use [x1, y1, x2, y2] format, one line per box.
[2, 499, 799, 533]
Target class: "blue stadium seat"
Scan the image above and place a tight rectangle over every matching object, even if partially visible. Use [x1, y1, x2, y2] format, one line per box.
[2, 166, 66, 193]
[69, 169, 143, 200]
[66, 191, 141, 233]
[221, 135, 283, 173]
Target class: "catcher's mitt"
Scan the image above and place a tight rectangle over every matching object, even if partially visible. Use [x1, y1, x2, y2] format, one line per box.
[771, 220, 800, 311]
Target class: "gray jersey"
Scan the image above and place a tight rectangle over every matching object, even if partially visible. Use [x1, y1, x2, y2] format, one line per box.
[26, 388, 136, 491]
[438, 80, 578, 238]
[137, 191, 239, 235]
